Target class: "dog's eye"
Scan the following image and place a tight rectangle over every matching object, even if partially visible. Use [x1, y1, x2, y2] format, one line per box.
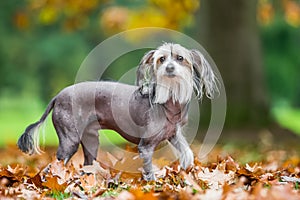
[177, 55, 183, 62]
[159, 56, 165, 63]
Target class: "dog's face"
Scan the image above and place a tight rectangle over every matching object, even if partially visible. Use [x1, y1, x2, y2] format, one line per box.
[137, 43, 218, 104]
[153, 43, 193, 78]
[152, 43, 194, 104]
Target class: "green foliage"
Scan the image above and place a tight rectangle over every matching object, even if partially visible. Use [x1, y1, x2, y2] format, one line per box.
[261, 16, 300, 134]
[272, 103, 300, 135]
[48, 191, 71, 200]
[261, 17, 300, 107]
[103, 49, 148, 81]
[0, 96, 58, 146]
[0, 31, 90, 101]
[101, 189, 120, 197]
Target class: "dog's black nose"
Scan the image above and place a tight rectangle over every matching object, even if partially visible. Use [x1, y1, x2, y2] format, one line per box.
[166, 64, 175, 73]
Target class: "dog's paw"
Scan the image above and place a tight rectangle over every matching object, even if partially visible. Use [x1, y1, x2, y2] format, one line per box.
[142, 171, 156, 181]
[179, 148, 194, 170]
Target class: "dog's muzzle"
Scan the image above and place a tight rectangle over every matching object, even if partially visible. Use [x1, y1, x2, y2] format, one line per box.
[165, 64, 176, 77]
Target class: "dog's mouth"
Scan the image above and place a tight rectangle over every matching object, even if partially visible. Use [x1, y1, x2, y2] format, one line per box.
[164, 73, 176, 78]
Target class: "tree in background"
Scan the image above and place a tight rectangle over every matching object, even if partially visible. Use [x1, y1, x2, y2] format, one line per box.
[197, 0, 269, 127]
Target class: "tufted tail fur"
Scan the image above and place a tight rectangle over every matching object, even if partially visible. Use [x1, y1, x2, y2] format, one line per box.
[17, 97, 56, 155]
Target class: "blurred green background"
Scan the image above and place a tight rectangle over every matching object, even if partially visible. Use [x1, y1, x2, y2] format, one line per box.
[0, 0, 300, 147]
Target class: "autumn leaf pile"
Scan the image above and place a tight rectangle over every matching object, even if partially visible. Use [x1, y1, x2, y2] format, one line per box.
[0, 146, 300, 200]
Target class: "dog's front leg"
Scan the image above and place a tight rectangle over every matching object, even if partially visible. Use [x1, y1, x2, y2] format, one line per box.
[169, 125, 194, 170]
[138, 139, 156, 181]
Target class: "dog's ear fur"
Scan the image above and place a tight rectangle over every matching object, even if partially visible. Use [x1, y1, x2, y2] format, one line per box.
[136, 50, 155, 87]
[190, 49, 219, 99]
[136, 50, 156, 98]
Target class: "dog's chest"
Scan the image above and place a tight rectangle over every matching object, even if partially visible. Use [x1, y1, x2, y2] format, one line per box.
[163, 100, 185, 125]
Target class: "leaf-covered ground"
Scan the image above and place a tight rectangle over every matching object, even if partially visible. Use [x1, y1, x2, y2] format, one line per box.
[0, 142, 300, 200]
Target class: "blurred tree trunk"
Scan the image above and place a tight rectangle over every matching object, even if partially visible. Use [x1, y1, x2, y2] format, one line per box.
[198, 0, 269, 127]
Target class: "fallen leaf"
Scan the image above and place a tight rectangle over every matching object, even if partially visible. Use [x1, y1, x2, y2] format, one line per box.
[42, 175, 68, 192]
[80, 160, 110, 180]
[281, 176, 300, 183]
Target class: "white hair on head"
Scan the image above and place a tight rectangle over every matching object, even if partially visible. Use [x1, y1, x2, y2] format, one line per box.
[190, 50, 219, 100]
[152, 43, 194, 104]
[136, 43, 219, 105]
[153, 43, 193, 66]
[154, 69, 193, 104]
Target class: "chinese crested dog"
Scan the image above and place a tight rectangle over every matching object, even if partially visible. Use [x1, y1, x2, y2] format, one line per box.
[17, 43, 218, 180]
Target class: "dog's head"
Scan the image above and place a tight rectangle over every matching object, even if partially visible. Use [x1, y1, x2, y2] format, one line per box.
[137, 43, 219, 104]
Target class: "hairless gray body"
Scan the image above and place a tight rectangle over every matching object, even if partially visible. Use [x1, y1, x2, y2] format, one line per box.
[18, 43, 218, 180]
[18, 81, 190, 180]
[54, 81, 188, 163]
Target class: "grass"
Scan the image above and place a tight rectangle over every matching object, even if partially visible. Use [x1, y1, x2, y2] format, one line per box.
[0, 96, 55, 147]
[0, 96, 126, 148]
[272, 104, 300, 135]
[48, 191, 71, 200]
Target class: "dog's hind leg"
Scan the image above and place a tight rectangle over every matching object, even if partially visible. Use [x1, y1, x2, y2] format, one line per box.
[81, 122, 100, 165]
[138, 138, 156, 181]
[52, 109, 81, 165]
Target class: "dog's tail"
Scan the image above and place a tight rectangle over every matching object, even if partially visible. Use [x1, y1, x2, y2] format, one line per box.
[17, 97, 56, 155]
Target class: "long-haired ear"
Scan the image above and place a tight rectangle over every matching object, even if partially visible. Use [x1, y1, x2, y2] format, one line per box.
[190, 49, 219, 99]
[136, 50, 155, 87]
[148, 66, 157, 105]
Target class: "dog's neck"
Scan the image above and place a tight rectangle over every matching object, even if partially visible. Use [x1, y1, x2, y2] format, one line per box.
[162, 99, 187, 124]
